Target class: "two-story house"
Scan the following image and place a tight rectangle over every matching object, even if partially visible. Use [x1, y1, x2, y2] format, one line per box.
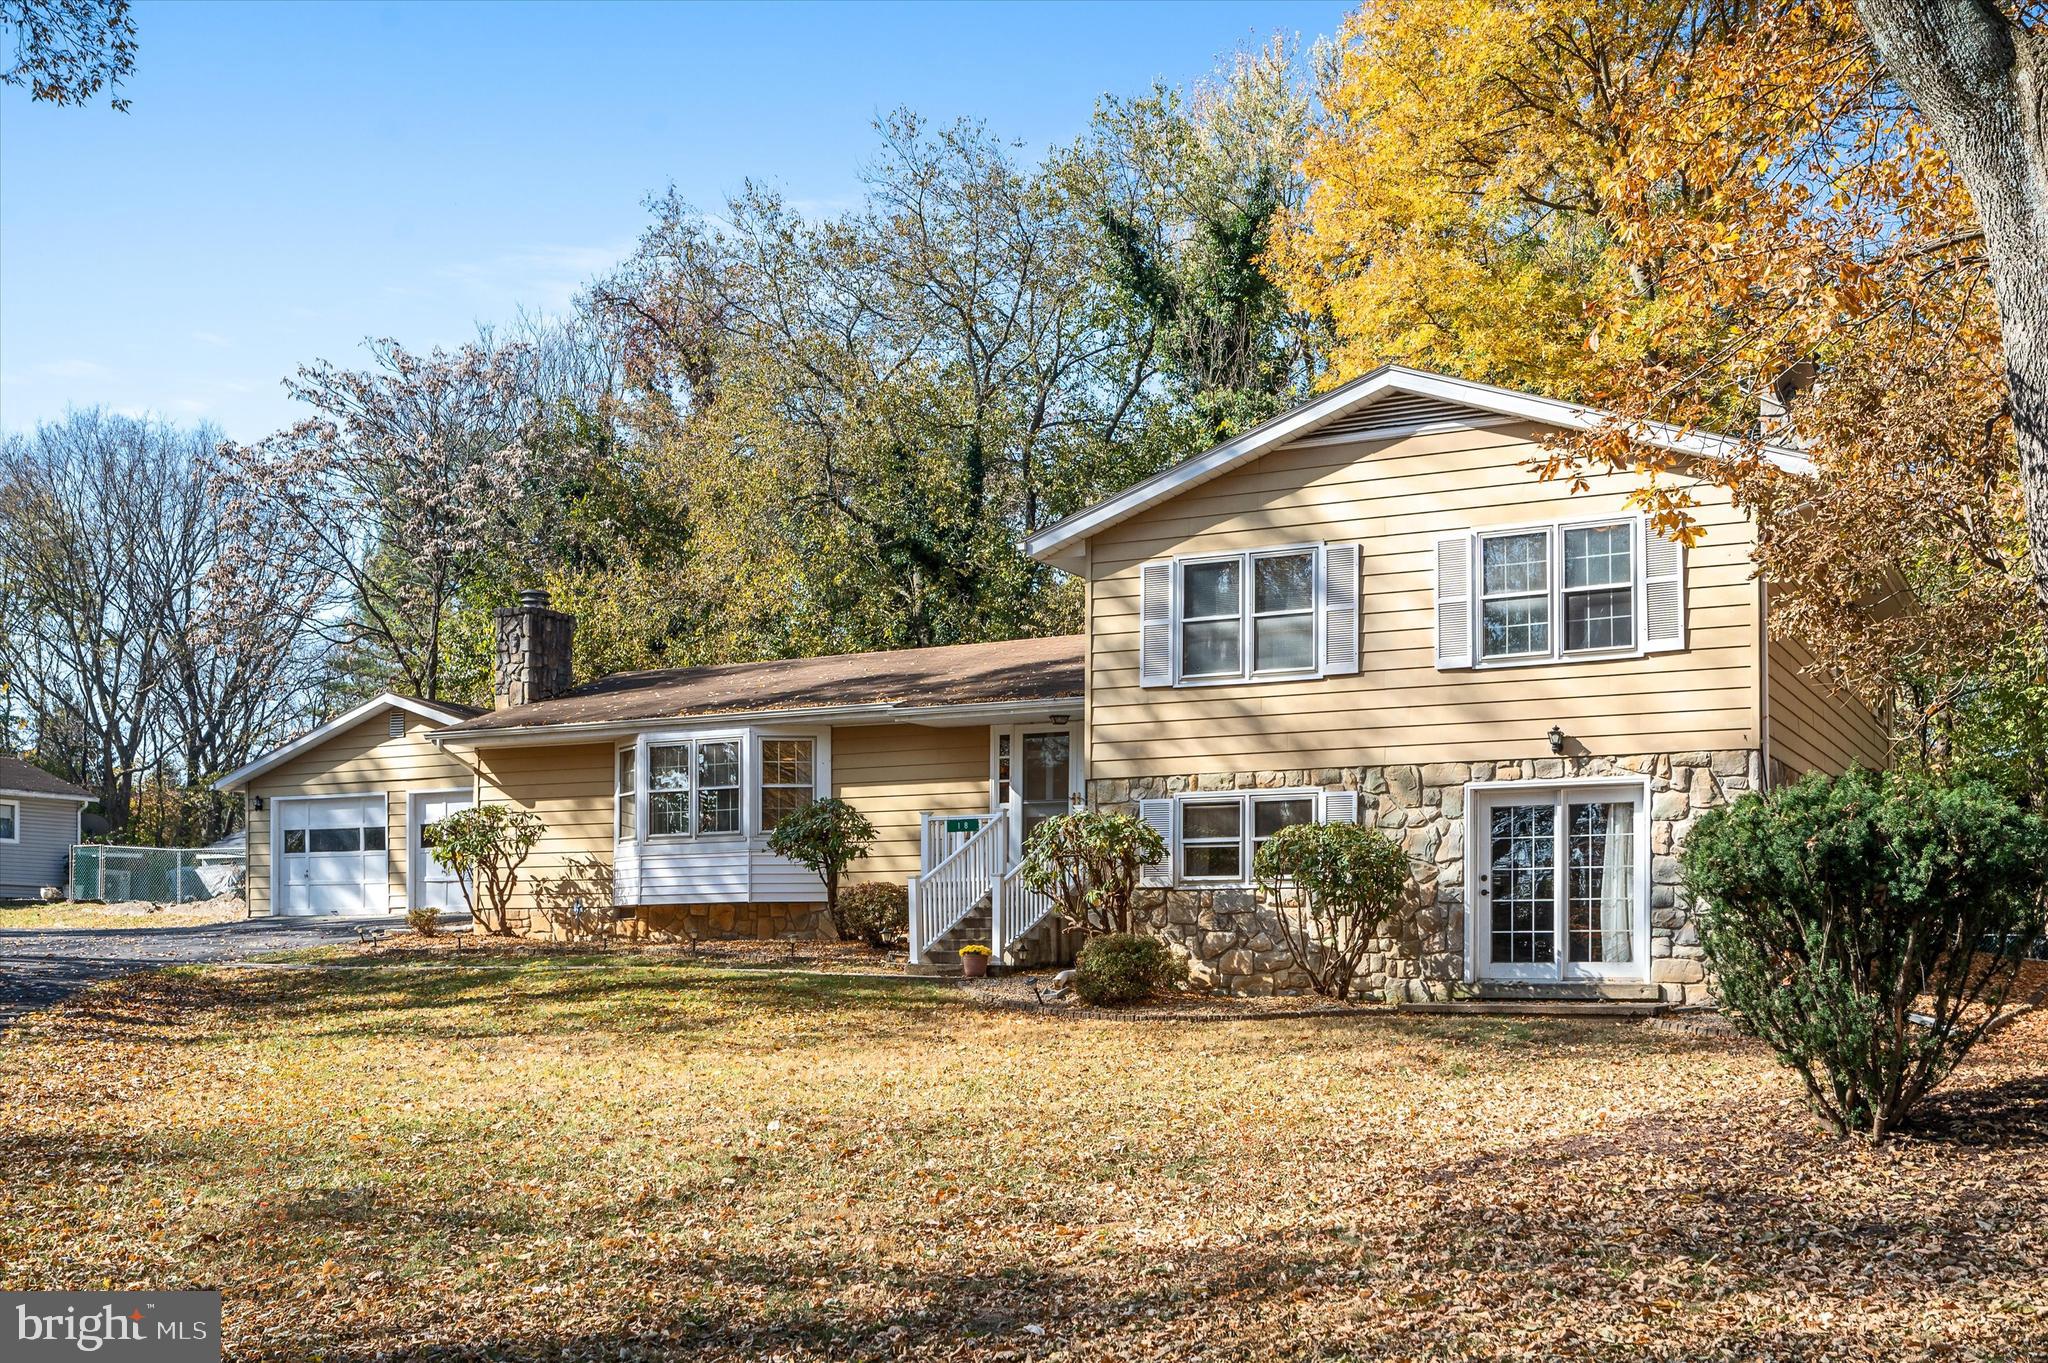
[218, 366, 1884, 1002]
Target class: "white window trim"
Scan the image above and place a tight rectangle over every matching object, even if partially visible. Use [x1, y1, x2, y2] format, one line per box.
[1460, 777, 1653, 986]
[1171, 542, 1327, 688]
[1468, 513, 1652, 670]
[0, 799, 17, 844]
[641, 731, 749, 844]
[756, 733, 820, 835]
[1169, 787, 1328, 887]
[617, 726, 832, 850]
[614, 746, 638, 843]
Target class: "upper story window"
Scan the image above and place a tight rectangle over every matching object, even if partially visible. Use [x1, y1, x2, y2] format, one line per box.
[1143, 543, 1358, 688]
[1440, 516, 1682, 669]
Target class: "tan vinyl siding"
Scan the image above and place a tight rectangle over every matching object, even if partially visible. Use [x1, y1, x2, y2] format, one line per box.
[1087, 421, 1764, 778]
[471, 742, 616, 921]
[1766, 635, 1890, 777]
[245, 709, 474, 916]
[832, 723, 991, 883]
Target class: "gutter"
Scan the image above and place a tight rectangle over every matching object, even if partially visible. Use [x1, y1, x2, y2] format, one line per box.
[427, 695, 1084, 749]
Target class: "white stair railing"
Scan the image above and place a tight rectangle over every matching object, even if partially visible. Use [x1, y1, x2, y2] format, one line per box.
[993, 862, 1056, 964]
[909, 815, 1007, 965]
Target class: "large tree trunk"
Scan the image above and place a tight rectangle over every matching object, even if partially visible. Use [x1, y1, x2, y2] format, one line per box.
[1852, 0, 2048, 615]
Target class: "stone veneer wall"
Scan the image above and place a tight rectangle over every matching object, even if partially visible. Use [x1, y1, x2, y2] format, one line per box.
[622, 903, 831, 943]
[507, 899, 829, 943]
[1091, 749, 1761, 1002]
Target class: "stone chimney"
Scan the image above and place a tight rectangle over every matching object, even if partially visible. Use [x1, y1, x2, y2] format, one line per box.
[494, 588, 575, 710]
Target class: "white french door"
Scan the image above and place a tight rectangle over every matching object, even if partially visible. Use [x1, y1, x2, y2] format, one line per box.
[409, 790, 474, 913]
[1473, 785, 1646, 981]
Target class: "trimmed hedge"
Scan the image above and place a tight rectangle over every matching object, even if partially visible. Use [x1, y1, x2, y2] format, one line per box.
[1074, 932, 1187, 1007]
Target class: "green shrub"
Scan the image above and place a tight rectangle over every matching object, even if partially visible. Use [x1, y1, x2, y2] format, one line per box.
[766, 797, 877, 941]
[405, 905, 441, 936]
[1252, 820, 1409, 1000]
[1074, 932, 1187, 1007]
[422, 804, 545, 937]
[840, 881, 908, 950]
[1682, 767, 2048, 1141]
[1018, 811, 1166, 936]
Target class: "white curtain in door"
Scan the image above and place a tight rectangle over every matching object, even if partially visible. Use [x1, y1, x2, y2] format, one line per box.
[1598, 801, 1634, 961]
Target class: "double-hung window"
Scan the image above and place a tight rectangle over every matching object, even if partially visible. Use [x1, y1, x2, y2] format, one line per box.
[1473, 521, 1639, 664]
[647, 738, 742, 838]
[1561, 523, 1634, 652]
[1178, 548, 1318, 682]
[1176, 791, 1319, 884]
[616, 748, 638, 841]
[0, 800, 16, 843]
[758, 738, 815, 831]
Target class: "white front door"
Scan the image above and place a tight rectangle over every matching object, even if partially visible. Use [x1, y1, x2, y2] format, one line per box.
[276, 795, 389, 917]
[410, 791, 473, 913]
[994, 725, 1078, 850]
[1474, 786, 1645, 981]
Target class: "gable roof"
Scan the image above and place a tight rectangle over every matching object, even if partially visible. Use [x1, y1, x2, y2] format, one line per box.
[0, 755, 94, 803]
[212, 693, 482, 792]
[1023, 364, 1813, 571]
[439, 635, 1085, 739]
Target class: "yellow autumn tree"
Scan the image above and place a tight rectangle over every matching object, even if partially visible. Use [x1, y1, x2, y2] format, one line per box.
[1273, 0, 2037, 775]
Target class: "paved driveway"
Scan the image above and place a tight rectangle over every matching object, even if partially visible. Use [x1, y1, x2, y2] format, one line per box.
[0, 915, 419, 1028]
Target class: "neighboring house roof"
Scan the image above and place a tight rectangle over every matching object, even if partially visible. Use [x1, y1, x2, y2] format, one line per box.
[440, 635, 1086, 739]
[1024, 364, 1814, 571]
[0, 755, 94, 803]
[212, 693, 483, 791]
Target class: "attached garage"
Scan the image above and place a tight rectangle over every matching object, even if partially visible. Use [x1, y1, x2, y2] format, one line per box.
[273, 794, 390, 916]
[214, 694, 482, 918]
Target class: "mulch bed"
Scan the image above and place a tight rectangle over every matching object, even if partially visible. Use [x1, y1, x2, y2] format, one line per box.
[333, 929, 909, 974]
[960, 970, 1393, 1021]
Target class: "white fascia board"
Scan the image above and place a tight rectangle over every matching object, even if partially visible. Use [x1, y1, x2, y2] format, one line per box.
[1023, 364, 1813, 569]
[0, 788, 94, 804]
[212, 693, 469, 792]
[430, 696, 1084, 749]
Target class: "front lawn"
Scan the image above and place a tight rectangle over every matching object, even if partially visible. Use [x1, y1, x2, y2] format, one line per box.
[1, 953, 2041, 1361]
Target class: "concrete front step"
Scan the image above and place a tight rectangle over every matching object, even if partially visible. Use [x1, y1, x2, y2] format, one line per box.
[1398, 1000, 1667, 1018]
[1472, 981, 1662, 1003]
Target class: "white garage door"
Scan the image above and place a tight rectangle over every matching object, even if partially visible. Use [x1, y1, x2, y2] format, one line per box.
[276, 795, 389, 916]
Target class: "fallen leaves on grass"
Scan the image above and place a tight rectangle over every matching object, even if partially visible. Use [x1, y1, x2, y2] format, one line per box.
[0, 956, 2041, 1361]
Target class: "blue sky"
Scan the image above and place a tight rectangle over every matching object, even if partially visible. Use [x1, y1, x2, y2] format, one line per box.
[1, 0, 1349, 442]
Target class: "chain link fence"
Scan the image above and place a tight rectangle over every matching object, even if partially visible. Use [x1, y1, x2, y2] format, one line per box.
[68, 845, 244, 904]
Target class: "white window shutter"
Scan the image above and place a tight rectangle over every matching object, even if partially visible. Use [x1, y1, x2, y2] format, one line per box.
[1643, 526, 1686, 652]
[1322, 790, 1359, 824]
[1140, 561, 1174, 687]
[1137, 798, 1175, 885]
[1320, 542, 1360, 676]
[1434, 533, 1473, 669]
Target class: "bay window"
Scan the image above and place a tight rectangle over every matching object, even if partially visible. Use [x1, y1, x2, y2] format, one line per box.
[695, 740, 741, 834]
[616, 748, 637, 840]
[620, 732, 819, 843]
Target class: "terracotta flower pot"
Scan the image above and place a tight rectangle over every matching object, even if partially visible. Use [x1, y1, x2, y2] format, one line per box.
[961, 952, 990, 979]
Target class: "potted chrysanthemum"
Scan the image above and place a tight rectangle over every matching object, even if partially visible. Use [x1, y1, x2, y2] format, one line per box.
[958, 944, 992, 979]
